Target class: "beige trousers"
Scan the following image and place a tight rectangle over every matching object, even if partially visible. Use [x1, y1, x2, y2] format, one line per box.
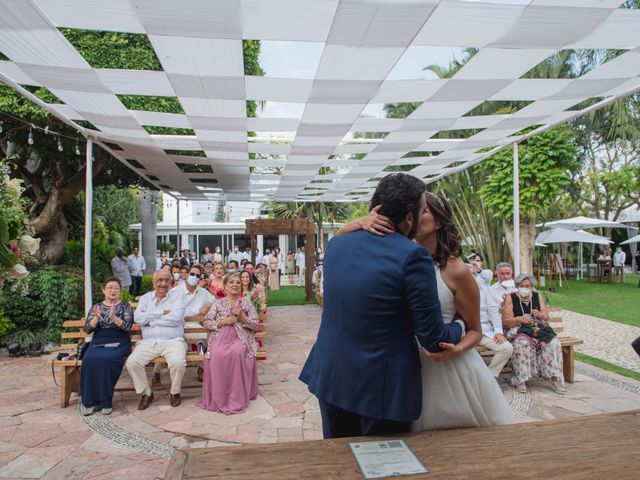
[479, 335, 514, 378]
[126, 338, 187, 395]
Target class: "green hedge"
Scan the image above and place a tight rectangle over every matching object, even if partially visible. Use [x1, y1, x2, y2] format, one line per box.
[0, 267, 84, 346]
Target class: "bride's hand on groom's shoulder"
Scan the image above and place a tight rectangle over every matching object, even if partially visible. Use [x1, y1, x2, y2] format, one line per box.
[422, 342, 462, 362]
[360, 205, 395, 236]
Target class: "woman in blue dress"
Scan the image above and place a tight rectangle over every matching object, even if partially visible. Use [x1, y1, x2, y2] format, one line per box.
[80, 277, 133, 415]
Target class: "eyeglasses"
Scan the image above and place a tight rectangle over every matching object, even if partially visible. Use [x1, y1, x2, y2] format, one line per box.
[189, 272, 200, 277]
[105, 286, 120, 291]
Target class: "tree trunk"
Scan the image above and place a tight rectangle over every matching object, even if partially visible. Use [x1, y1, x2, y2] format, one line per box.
[141, 189, 158, 275]
[503, 216, 537, 275]
[34, 210, 71, 264]
[316, 220, 324, 251]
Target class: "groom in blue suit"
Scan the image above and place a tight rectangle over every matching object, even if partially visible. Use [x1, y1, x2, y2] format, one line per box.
[300, 174, 464, 438]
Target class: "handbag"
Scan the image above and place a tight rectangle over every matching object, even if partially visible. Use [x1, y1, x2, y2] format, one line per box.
[77, 341, 90, 360]
[517, 321, 556, 344]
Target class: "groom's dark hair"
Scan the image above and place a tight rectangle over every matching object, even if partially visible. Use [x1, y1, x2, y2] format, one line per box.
[370, 173, 425, 238]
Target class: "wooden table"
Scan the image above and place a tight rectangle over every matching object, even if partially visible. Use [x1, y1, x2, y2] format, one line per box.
[165, 410, 640, 479]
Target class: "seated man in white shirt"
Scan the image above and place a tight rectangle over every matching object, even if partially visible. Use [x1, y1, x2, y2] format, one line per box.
[478, 285, 513, 378]
[489, 262, 517, 314]
[126, 269, 186, 409]
[152, 265, 213, 386]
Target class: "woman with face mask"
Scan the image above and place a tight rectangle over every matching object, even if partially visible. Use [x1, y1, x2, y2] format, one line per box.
[212, 246, 223, 264]
[501, 274, 564, 394]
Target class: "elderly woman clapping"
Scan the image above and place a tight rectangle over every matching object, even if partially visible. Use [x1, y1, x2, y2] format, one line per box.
[80, 277, 134, 415]
[502, 274, 565, 394]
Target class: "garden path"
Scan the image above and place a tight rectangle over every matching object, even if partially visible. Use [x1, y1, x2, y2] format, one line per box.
[562, 309, 640, 373]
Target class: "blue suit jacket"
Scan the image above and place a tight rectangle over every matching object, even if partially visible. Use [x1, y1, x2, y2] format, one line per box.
[299, 230, 463, 422]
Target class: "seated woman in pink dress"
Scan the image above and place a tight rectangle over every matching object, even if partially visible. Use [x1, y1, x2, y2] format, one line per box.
[197, 272, 260, 414]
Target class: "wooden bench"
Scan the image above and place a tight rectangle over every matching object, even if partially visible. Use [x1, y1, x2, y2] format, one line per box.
[54, 313, 267, 408]
[475, 308, 583, 383]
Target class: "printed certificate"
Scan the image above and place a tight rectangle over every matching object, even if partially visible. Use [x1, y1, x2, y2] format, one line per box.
[349, 439, 429, 479]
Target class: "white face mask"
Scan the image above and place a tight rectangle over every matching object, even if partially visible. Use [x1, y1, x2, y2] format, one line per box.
[501, 280, 515, 289]
[518, 287, 532, 297]
[186, 275, 199, 287]
[173, 273, 180, 281]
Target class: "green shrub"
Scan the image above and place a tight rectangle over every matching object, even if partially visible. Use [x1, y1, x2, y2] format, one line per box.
[0, 267, 84, 345]
[0, 307, 15, 339]
[141, 274, 153, 294]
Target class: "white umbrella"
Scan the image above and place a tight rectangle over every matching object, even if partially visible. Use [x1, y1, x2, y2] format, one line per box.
[536, 215, 637, 231]
[535, 228, 612, 282]
[535, 227, 612, 245]
[621, 234, 640, 245]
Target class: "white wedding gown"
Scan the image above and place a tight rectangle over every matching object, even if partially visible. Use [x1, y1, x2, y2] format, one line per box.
[412, 267, 516, 431]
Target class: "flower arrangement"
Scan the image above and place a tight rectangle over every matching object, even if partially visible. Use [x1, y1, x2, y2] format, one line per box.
[0, 158, 40, 287]
[250, 284, 267, 314]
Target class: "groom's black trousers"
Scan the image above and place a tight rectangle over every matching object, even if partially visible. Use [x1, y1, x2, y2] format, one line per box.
[318, 400, 411, 439]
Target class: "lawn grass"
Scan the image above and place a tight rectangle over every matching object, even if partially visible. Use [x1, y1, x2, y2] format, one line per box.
[267, 286, 317, 307]
[545, 274, 640, 328]
[575, 352, 640, 383]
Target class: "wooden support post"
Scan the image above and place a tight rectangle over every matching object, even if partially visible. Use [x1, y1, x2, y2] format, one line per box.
[251, 234, 257, 266]
[563, 346, 575, 384]
[60, 365, 80, 408]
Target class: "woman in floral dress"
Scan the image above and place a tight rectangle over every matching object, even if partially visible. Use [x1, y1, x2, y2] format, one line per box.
[502, 274, 565, 394]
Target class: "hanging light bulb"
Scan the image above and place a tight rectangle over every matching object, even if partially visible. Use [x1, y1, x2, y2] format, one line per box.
[28, 128, 34, 145]
[75, 142, 80, 155]
[57, 138, 63, 152]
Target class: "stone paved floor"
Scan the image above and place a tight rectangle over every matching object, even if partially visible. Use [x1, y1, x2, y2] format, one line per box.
[1, 305, 640, 479]
[561, 310, 640, 372]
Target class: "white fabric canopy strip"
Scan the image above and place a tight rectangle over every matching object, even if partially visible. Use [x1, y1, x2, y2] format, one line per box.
[0, 0, 639, 201]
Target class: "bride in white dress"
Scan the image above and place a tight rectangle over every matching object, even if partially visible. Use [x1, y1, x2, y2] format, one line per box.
[412, 192, 514, 430]
[349, 194, 515, 430]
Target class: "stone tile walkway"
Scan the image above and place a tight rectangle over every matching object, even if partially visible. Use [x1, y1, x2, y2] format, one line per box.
[0, 304, 639, 479]
[561, 309, 640, 373]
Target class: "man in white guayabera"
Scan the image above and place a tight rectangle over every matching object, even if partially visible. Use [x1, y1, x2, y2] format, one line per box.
[126, 269, 186, 410]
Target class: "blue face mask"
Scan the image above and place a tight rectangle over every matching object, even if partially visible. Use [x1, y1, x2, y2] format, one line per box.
[227, 268, 236, 273]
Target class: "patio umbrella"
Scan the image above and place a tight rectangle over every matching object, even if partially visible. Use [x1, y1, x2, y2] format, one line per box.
[621, 234, 640, 245]
[536, 215, 637, 231]
[535, 228, 612, 245]
[535, 228, 612, 282]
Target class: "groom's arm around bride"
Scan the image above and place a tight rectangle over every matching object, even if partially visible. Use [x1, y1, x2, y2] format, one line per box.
[299, 174, 464, 439]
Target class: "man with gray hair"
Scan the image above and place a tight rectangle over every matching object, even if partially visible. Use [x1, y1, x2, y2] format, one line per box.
[127, 269, 186, 409]
[489, 262, 517, 313]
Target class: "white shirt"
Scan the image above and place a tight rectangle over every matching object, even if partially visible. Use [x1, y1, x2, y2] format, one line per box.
[155, 256, 162, 271]
[241, 251, 251, 262]
[228, 251, 242, 264]
[134, 291, 185, 345]
[613, 250, 626, 267]
[489, 282, 517, 313]
[296, 252, 306, 268]
[169, 282, 213, 318]
[127, 254, 146, 277]
[480, 286, 502, 337]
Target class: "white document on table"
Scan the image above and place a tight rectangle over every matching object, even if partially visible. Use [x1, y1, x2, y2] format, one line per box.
[349, 439, 429, 479]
